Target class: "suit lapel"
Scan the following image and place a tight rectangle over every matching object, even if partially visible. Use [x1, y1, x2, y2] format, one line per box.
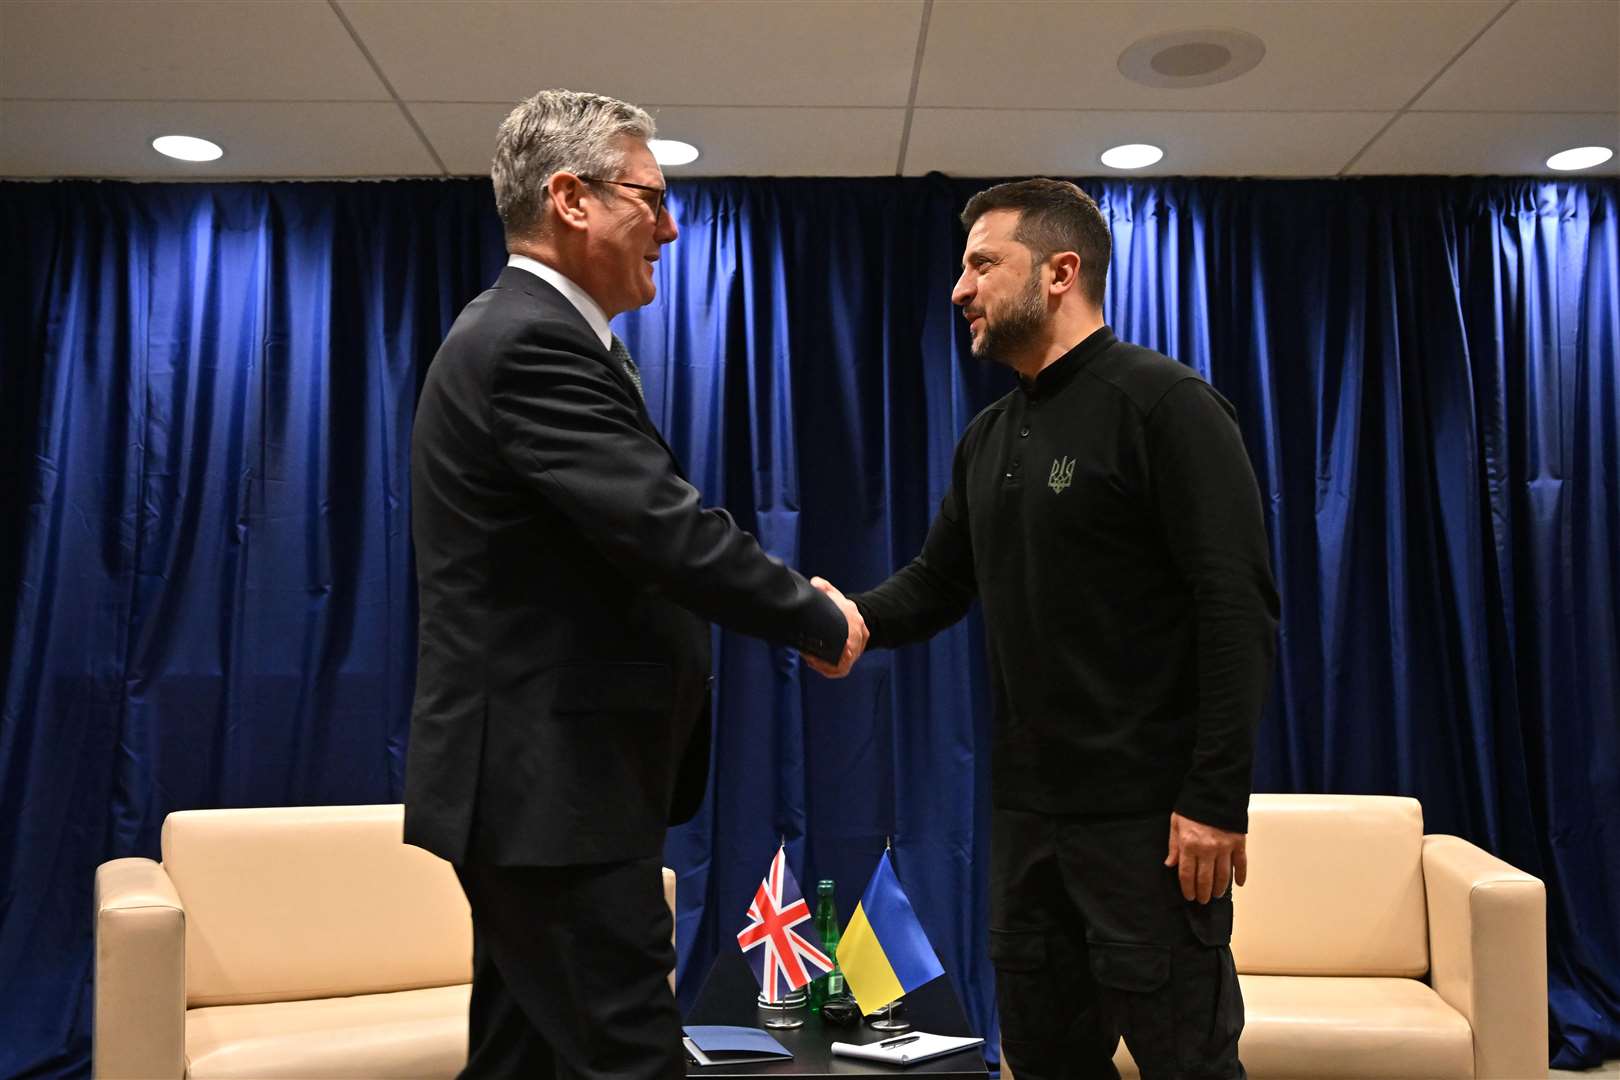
[492, 266, 684, 473]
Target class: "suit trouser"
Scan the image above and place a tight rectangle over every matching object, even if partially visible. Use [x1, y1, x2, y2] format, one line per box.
[453, 858, 684, 1080]
[990, 808, 1246, 1080]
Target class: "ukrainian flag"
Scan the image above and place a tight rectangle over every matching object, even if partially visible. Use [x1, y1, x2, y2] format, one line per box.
[838, 850, 946, 1015]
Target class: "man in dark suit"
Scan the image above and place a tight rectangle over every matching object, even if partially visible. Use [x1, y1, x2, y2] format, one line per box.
[405, 89, 866, 1079]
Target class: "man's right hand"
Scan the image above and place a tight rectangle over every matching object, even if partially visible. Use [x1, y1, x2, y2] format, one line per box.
[804, 576, 867, 678]
[1165, 811, 1247, 904]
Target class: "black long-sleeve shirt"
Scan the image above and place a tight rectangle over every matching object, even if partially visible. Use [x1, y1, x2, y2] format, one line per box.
[852, 327, 1279, 833]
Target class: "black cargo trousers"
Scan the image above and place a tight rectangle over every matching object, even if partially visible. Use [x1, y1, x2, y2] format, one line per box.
[990, 808, 1246, 1080]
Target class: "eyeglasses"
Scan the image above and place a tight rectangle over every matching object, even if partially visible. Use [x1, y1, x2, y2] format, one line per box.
[578, 176, 667, 222]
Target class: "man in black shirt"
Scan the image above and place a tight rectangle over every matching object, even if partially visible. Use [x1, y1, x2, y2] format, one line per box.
[810, 180, 1278, 1078]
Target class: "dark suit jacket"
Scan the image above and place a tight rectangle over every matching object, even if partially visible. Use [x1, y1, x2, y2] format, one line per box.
[405, 266, 845, 866]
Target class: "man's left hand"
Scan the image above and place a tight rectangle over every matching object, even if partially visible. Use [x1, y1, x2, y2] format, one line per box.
[1165, 811, 1247, 904]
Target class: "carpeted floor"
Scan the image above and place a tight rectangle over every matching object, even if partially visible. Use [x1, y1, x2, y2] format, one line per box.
[1552, 1061, 1620, 1078]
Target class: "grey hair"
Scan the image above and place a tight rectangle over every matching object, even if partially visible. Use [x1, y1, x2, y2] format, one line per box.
[492, 88, 656, 241]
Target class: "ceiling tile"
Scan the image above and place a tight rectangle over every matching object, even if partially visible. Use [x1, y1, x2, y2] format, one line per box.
[1347, 111, 1620, 175]
[0, 0, 387, 101]
[904, 109, 1391, 177]
[414, 103, 907, 177]
[409, 104, 513, 178]
[0, 101, 441, 178]
[0, 0, 1610, 181]
[916, 0, 1507, 111]
[1413, 0, 1619, 112]
[342, 0, 923, 107]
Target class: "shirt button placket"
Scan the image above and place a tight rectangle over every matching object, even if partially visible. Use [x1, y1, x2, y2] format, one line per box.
[1008, 416, 1030, 481]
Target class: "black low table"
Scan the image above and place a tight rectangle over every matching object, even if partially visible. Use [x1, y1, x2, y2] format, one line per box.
[683, 949, 989, 1077]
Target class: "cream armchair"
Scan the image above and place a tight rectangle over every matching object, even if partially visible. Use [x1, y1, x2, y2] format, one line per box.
[1204, 794, 1546, 1079]
[1004, 794, 1547, 1080]
[93, 804, 677, 1079]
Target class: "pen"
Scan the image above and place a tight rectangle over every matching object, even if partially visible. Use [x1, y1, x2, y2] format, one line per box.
[878, 1034, 920, 1048]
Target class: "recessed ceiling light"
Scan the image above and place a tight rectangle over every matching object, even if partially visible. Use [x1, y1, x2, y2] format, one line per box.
[1546, 145, 1613, 171]
[649, 139, 699, 166]
[1101, 143, 1164, 170]
[1119, 28, 1265, 89]
[152, 135, 223, 162]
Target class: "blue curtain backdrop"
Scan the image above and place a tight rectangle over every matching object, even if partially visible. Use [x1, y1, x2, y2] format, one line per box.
[2, 175, 1616, 1077]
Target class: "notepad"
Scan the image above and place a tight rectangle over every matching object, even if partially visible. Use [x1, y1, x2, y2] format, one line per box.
[682, 1025, 792, 1064]
[831, 1031, 985, 1065]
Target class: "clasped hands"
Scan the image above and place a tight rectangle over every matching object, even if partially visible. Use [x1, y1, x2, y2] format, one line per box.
[803, 576, 866, 678]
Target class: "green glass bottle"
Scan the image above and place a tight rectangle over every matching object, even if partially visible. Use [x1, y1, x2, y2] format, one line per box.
[808, 879, 845, 1011]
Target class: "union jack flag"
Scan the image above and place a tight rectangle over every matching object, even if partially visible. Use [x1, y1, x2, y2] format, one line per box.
[737, 845, 833, 1002]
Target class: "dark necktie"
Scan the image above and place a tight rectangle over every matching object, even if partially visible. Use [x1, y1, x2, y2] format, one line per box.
[609, 334, 645, 404]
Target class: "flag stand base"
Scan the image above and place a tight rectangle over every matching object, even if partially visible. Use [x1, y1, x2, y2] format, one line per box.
[758, 987, 807, 1028]
[869, 998, 911, 1032]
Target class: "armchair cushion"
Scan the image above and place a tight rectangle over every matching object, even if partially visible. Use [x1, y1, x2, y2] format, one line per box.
[1233, 794, 1428, 977]
[1113, 974, 1473, 1078]
[162, 804, 471, 1007]
[185, 984, 471, 1079]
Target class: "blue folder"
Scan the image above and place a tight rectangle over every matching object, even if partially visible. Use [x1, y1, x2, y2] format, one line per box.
[682, 1025, 792, 1060]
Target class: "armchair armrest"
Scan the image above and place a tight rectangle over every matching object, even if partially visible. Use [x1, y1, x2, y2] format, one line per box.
[94, 858, 186, 1080]
[663, 866, 677, 993]
[1423, 834, 1547, 1079]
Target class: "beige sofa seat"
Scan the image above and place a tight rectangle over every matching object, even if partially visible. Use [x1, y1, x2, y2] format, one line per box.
[1227, 974, 1474, 1078]
[184, 984, 472, 1079]
[94, 803, 678, 1079]
[1001, 795, 1546, 1080]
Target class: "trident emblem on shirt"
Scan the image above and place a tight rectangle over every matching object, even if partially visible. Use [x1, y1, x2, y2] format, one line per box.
[1048, 456, 1075, 494]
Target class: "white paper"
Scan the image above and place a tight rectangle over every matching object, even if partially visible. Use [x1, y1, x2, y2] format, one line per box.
[830, 1031, 985, 1065]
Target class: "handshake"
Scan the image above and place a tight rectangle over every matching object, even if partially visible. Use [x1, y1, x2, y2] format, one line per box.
[805, 576, 868, 679]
